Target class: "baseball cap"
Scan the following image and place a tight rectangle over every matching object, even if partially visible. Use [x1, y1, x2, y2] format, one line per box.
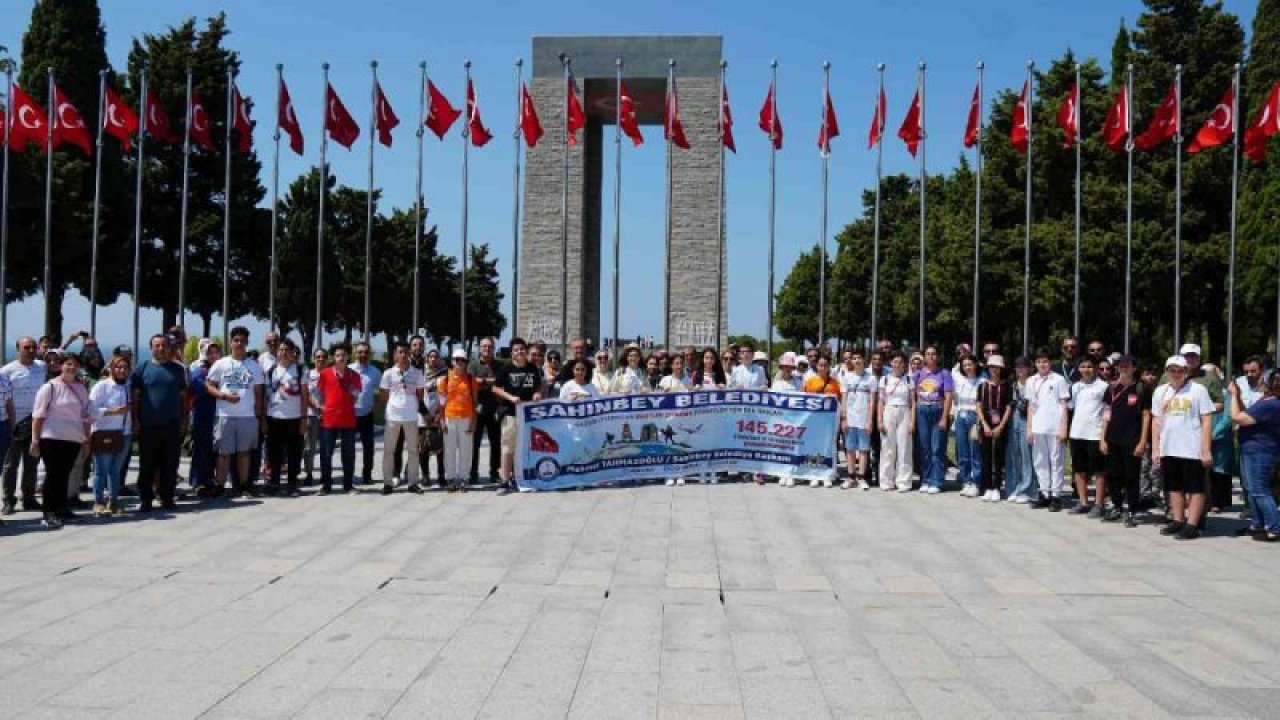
[753, 351, 768, 362]
[546, 350, 561, 361]
[986, 355, 1005, 369]
[451, 348, 467, 360]
[1179, 343, 1201, 356]
[113, 344, 133, 356]
[778, 351, 797, 367]
[1165, 355, 1188, 369]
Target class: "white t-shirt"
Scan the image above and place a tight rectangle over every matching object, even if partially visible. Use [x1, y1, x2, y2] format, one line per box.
[207, 356, 265, 418]
[879, 373, 914, 407]
[381, 365, 426, 423]
[1026, 372, 1070, 435]
[560, 380, 599, 402]
[1236, 376, 1265, 409]
[0, 359, 47, 420]
[610, 367, 646, 395]
[952, 375, 984, 416]
[730, 364, 768, 390]
[266, 364, 305, 420]
[658, 375, 688, 392]
[841, 369, 876, 427]
[1069, 378, 1108, 441]
[1152, 382, 1215, 460]
[771, 376, 802, 392]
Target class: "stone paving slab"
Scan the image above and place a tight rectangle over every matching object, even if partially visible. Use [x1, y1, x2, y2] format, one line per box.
[2, 443, 1279, 719]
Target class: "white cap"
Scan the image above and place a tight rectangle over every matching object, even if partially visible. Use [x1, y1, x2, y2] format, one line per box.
[986, 355, 1006, 369]
[778, 351, 797, 367]
[1165, 355, 1188, 369]
[1179, 343, 1201, 356]
[753, 351, 768, 362]
[451, 348, 468, 360]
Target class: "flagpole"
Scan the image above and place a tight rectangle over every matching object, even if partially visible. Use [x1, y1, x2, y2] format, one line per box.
[1226, 61, 1241, 374]
[512, 58, 523, 342]
[270, 65, 282, 332]
[972, 61, 983, 352]
[461, 60, 472, 346]
[131, 68, 147, 354]
[1021, 60, 1034, 358]
[1123, 64, 1134, 355]
[89, 69, 105, 337]
[222, 64, 234, 343]
[818, 60, 830, 350]
[0, 67, 11, 363]
[1174, 63, 1183, 349]
[917, 61, 926, 351]
[715, 60, 727, 350]
[413, 62, 426, 336]
[178, 69, 192, 330]
[870, 63, 884, 350]
[612, 57, 622, 361]
[767, 58, 778, 361]
[364, 61, 377, 342]
[43, 67, 54, 339]
[560, 53, 570, 353]
[1072, 62, 1081, 339]
[664, 58, 675, 351]
[315, 63, 329, 350]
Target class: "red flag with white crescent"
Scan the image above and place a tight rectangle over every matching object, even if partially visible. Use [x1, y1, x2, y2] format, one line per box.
[278, 77, 304, 155]
[324, 83, 360, 149]
[897, 89, 922, 157]
[424, 80, 460, 140]
[1010, 80, 1030, 155]
[1134, 82, 1178, 152]
[51, 84, 92, 156]
[6, 84, 47, 152]
[962, 83, 980, 149]
[758, 83, 782, 150]
[566, 73, 586, 147]
[519, 83, 543, 148]
[817, 86, 839, 155]
[1101, 84, 1129, 153]
[720, 83, 736, 153]
[1187, 83, 1235, 154]
[374, 80, 399, 148]
[188, 93, 216, 152]
[103, 84, 139, 152]
[1056, 83, 1079, 149]
[466, 78, 492, 147]
[231, 84, 254, 153]
[618, 80, 643, 147]
[1244, 82, 1280, 165]
[665, 75, 689, 150]
[145, 91, 179, 145]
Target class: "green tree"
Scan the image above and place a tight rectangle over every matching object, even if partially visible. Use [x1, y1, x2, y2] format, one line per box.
[1238, 0, 1280, 359]
[775, 244, 830, 348]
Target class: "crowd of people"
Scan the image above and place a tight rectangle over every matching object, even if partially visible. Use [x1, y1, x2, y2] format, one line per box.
[1, 327, 1278, 544]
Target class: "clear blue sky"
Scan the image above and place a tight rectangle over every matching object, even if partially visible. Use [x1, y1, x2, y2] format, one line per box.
[1, 0, 1258, 351]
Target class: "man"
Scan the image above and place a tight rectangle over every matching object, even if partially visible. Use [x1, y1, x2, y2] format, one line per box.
[1, 337, 46, 515]
[1152, 355, 1215, 540]
[379, 341, 425, 495]
[260, 331, 281, 374]
[1085, 340, 1107, 366]
[875, 339, 894, 357]
[469, 338, 503, 485]
[1067, 356, 1108, 516]
[492, 337, 542, 495]
[803, 349, 820, 381]
[1055, 336, 1082, 383]
[729, 343, 768, 390]
[315, 344, 361, 494]
[351, 342, 382, 485]
[840, 349, 876, 490]
[205, 327, 266, 498]
[133, 334, 190, 511]
[981, 341, 1001, 363]
[867, 349, 887, 488]
[1027, 347, 1071, 511]
[1236, 355, 1267, 409]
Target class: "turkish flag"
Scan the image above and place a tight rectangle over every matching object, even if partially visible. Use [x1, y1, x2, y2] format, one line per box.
[324, 83, 360, 149]
[6, 84, 47, 152]
[665, 76, 689, 150]
[1244, 82, 1280, 165]
[278, 77, 304, 155]
[1101, 85, 1129, 153]
[103, 84, 138, 152]
[145, 92, 179, 145]
[618, 80, 643, 147]
[817, 88, 839, 155]
[51, 85, 92, 156]
[566, 74, 586, 147]
[758, 84, 782, 149]
[424, 80, 460, 140]
[720, 83, 735, 153]
[868, 86, 887, 150]
[520, 83, 543, 148]
[1057, 83, 1079, 149]
[231, 84, 253, 153]
[374, 80, 398, 148]
[466, 78, 492, 147]
[188, 93, 216, 152]
[1187, 84, 1235, 154]
[897, 89, 922, 157]
[1135, 82, 1178, 152]
[962, 83, 980, 149]
[1010, 80, 1030, 155]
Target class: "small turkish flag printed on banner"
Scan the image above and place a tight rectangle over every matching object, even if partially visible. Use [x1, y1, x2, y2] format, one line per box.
[1244, 82, 1280, 165]
[231, 84, 253, 153]
[1101, 85, 1129, 153]
[374, 80, 399, 148]
[758, 84, 782, 149]
[52, 85, 92, 156]
[897, 89, 922, 157]
[619, 80, 643, 147]
[466, 78, 492, 147]
[424, 80, 460, 140]
[720, 83, 736, 153]
[1187, 84, 1235, 154]
[278, 77, 304, 155]
[145, 92, 179, 145]
[1056, 83, 1079, 149]
[324, 83, 360, 149]
[817, 88, 839, 155]
[1135, 82, 1178, 152]
[520, 83, 543, 148]
[665, 76, 690, 149]
[7, 84, 47, 152]
[1010, 80, 1030, 155]
[566, 74, 586, 147]
[962, 83, 980, 149]
[103, 85, 139, 152]
[189, 93, 217, 152]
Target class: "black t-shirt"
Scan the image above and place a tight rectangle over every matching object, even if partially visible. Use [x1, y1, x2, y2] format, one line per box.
[1103, 381, 1148, 448]
[470, 359, 503, 415]
[497, 362, 541, 416]
[978, 380, 1012, 427]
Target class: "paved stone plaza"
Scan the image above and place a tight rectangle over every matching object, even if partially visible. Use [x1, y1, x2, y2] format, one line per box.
[2, 452, 1280, 719]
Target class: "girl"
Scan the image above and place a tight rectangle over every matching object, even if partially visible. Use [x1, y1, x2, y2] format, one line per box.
[952, 356, 985, 497]
[660, 356, 691, 487]
[266, 339, 307, 497]
[611, 345, 646, 395]
[88, 355, 131, 516]
[977, 356, 1012, 502]
[878, 352, 915, 492]
[559, 358, 600, 401]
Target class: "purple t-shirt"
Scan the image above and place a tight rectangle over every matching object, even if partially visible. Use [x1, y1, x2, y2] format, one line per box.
[914, 368, 953, 405]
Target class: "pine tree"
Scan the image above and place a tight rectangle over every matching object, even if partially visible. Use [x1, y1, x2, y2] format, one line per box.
[1238, 0, 1280, 358]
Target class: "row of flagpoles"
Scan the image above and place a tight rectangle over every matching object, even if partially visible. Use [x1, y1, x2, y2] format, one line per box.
[2, 59, 1280, 364]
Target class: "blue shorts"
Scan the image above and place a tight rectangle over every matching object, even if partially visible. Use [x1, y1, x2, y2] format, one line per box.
[844, 427, 871, 453]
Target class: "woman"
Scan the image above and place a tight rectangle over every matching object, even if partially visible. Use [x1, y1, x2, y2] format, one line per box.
[644, 355, 664, 391]
[977, 356, 1011, 502]
[439, 349, 479, 492]
[952, 355, 985, 497]
[593, 349, 615, 394]
[611, 345, 646, 395]
[559, 358, 600, 401]
[878, 351, 915, 492]
[30, 354, 91, 528]
[771, 352, 801, 392]
[188, 340, 221, 494]
[544, 350, 564, 398]
[88, 354, 131, 516]
[692, 348, 727, 389]
[914, 346, 953, 494]
[1202, 364, 1236, 513]
[1099, 355, 1149, 527]
[266, 339, 307, 497]
[660, 355, 691, 487]
[304, 347, 328, 485]
[1228, 372, 1280, 541]
[1004, 357, 1035, 503]
[803, 356, 843, 488]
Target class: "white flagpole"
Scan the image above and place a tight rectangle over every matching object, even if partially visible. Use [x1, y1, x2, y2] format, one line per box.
[221, 65, 234, 343]
[0, 67, 11, 363]
[870, 63, 884, 349]
[818, 60, 830, 349]
[269, 65, 282, 332]
[89, 69, 105, 337]
[664, 58, 675, 351]
[461, 60, 472, 345]
[1123, 65, 1134, 355]
[972, 61, 983, 351]
[917, 62, 927, 351]
[512, 58, 523, 341]
[315, 63, 329, 350]
[1226, 61, 1241, 373]
[1174, 64, 1184, 349]
[131, 68, 147, 354]
[1073, 63, 1082, 338]
[364, 60, 377, 342]
[1021, 60, 1034, 358]
[178, 69, 192, 329]
[612, 57, 622, 361]
[43, 67, 54, 339]
[767, 59, 778, 361]
[413, 62, 425, 336]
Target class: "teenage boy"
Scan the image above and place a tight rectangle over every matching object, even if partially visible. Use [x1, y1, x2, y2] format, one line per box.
[839, 350, 876, 490]
[379, 342, 425, 494]
[1068, 356, 1108, 516]
[205, 327, 265, 498]
[1027, 347, 1070, 511]
[492, 338, 543, 495]
[1152, 355, 1215, 540]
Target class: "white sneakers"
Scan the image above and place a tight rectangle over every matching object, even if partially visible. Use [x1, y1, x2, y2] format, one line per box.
[960, 484, 979, 497]
[923, 486, 941, 495]
[982, 489, 1001, 502]
[666, 478, 676, 486]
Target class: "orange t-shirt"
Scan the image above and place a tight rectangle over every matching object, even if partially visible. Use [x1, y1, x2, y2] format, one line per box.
[804, 375, 842, 397]
[438, 371, 477, 420]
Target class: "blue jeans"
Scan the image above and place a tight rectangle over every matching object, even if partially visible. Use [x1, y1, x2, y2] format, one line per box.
[190, 414, 215, 487]
[1241, 450, 1279, 533]
[93, 436, 130, 505]
[1005, 413, 1034, 497]
[916, 404, 946, 488]
[321, 427, 356, 489]
[953, 412, 982, 486]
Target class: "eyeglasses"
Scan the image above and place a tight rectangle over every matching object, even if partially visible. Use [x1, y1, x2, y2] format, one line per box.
[1088, 347, 1104, 353]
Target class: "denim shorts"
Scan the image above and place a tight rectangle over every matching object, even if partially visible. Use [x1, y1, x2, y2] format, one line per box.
[844, 427, 871, 452]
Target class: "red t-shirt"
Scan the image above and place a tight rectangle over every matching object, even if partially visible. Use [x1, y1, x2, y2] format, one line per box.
[316, 366, 362, 429]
